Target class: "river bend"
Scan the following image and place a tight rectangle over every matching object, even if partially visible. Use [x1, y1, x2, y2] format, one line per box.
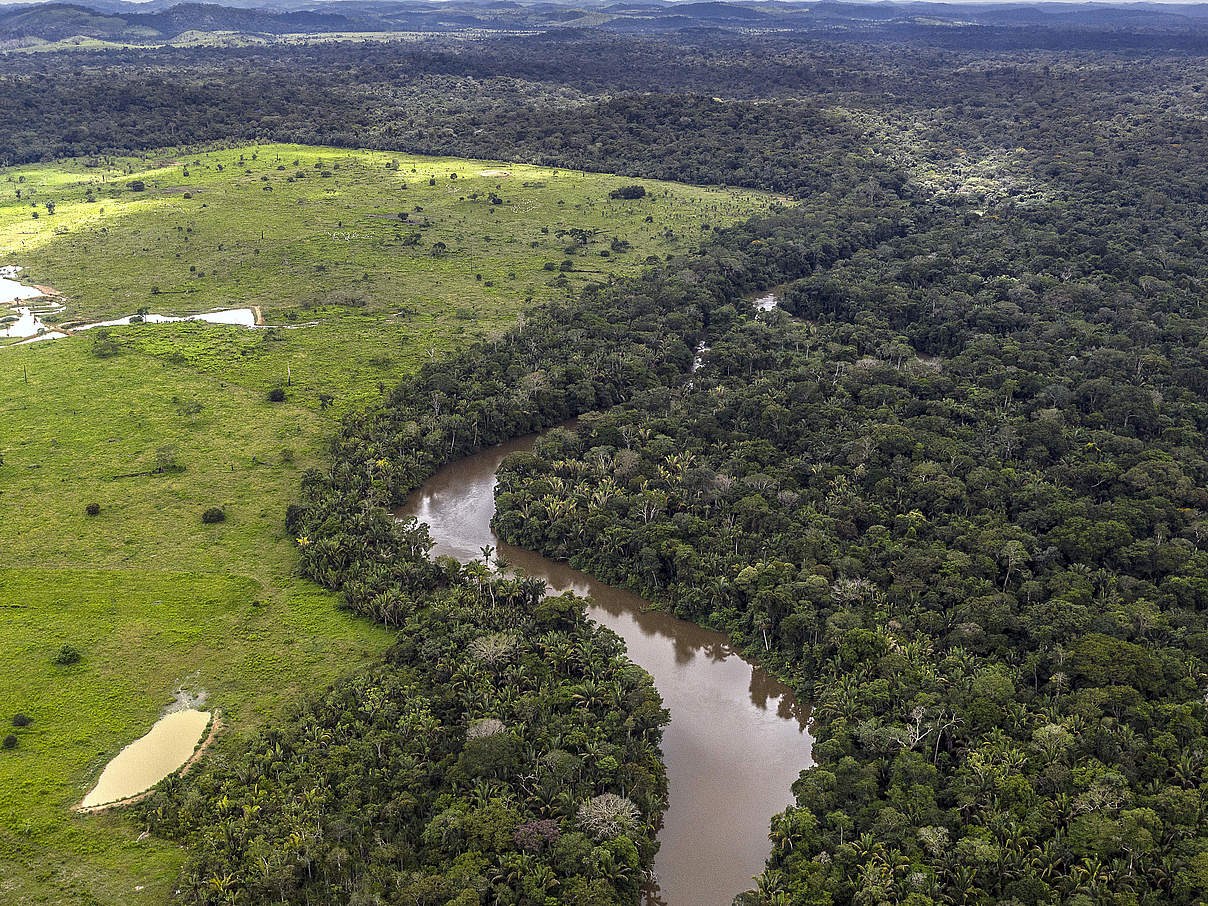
[398, 433, 812, 906]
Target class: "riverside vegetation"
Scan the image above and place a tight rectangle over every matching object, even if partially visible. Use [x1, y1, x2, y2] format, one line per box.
[143, 68, 1208, 904]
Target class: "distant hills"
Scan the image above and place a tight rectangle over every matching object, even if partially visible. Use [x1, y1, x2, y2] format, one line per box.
[0, 2, 357, 39]
[3, 0, 1208, 45]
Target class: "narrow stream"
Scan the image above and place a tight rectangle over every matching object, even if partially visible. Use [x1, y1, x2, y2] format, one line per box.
[398, 431, 812, 906]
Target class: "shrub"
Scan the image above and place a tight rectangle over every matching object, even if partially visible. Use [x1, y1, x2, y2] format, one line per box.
[201, 507, 226, 524]
[129, 180, 146, 191]
[53, 644, 81, 666]
[155, 445, 182, 473]
[90, 329, 119, 359]
[608, 185, 646, 200]
[12, 714, 31, 728]
[2, 735, 15, 750]
[268, 387, 286, 402]
[85, 503, 100, 516]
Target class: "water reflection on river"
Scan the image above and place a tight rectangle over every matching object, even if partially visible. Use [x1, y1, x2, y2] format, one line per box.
[398, 434, 813, 906]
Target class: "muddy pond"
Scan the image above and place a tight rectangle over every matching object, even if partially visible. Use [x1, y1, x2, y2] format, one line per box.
[80, 709, 212, 810]
[398, 431, 813, 906]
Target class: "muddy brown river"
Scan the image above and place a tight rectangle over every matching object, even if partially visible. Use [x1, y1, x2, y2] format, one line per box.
[398, 434, 813, 906]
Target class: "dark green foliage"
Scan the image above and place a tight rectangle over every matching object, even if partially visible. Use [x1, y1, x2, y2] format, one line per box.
[84, 502, 100, 516]
[608, 185, 646, 200]
[491, 191, 1208, 903]
[89, 329, 119, 359]
[53, 645, 80, 666]
[144, 583, 667, 906]
[200, 507, 225, 524]
[2, 735, 15, 750]
[12, 713, 31, 727]
[25, 24, 1208, 906]
[207, 171, 894, 905]
[0, 41, 887, 196]
[267, 387, 286, 402]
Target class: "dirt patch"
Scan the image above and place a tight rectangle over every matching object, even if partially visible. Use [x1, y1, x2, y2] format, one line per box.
[478, 169, 512, 178]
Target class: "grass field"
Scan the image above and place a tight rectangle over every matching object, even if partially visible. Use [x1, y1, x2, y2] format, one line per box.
[2, 143, 777, 408]
[0, 144, 781, 904]
[0, 340, 393, 905]
[0, 143, 774, 320]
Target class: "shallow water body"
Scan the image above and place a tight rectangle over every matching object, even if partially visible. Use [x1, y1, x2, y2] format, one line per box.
[80, 709, 211, 809]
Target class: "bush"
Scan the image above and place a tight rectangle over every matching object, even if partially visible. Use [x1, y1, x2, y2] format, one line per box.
[155, 445, 182, 473]
[268, 387, 286, 402]
[90, 329, 119, 359]
[85, 502, 100, 516]
[201, 507, 226, 524]
[53, 644, 81, 666]
[129, 179, 146, 192]
[12, 713, 31, 727]
[2, 735, 15, 750]
[608, 185, 646, 200]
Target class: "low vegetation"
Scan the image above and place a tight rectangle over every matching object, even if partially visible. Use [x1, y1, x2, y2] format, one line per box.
[1, 143, 777, 408]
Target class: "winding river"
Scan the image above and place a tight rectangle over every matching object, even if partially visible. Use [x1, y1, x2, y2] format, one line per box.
[398, 430, 813, 906]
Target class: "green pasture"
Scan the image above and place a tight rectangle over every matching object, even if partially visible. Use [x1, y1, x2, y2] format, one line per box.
[0, 340, 390, 904]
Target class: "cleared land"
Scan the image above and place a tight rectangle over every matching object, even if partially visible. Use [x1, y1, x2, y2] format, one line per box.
[2, 143, 777, 407]
[0, 144, 780, 905]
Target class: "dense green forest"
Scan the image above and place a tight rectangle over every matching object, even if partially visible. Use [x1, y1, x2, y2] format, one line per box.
[493, 228, 1208, 902]
[6, 14, 1208, 906]
[139, 174, 884, 905]
[3, 32, 1206, 195]
[144, 579, 669, 905]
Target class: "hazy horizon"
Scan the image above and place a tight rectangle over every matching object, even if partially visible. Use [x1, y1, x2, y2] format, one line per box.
[5, 0, 1208, 6]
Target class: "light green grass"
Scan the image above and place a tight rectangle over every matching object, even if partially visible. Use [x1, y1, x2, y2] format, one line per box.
[0, 338, 392, 905]
[0, 145, 780, 904]
[1, 143, 778, 409]
[0, 569, 378, 905]
[1, 143, 777, 323]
